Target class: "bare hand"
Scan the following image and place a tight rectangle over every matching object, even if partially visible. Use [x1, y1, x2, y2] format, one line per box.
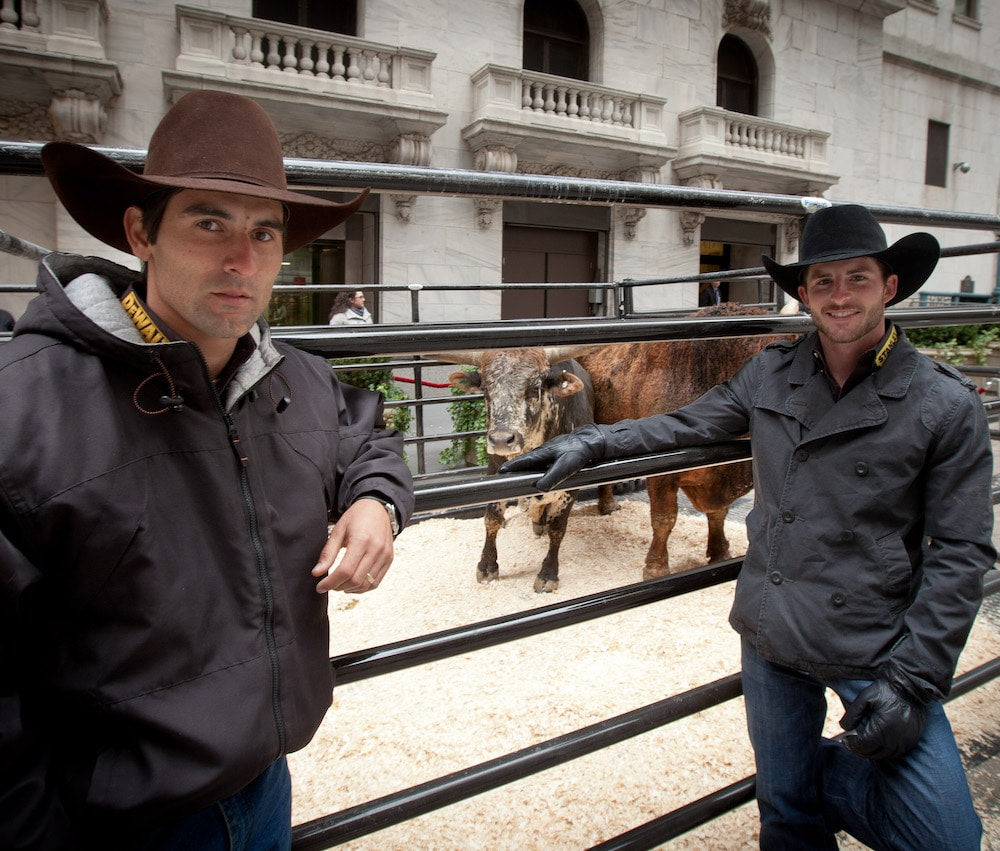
[311, 499, 396, 594]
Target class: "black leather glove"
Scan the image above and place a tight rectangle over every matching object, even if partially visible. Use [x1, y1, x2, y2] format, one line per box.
[498, 423, 609, 491]
[840, 679, 926, 761]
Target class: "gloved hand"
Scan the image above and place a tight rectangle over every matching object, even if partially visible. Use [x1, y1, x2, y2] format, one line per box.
[498, 423, 609, 491]
[840, 679, 926, 761]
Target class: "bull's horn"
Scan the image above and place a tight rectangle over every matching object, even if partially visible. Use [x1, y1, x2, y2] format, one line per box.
[428, 351, 485, 366]
[543, 345, 603, 364]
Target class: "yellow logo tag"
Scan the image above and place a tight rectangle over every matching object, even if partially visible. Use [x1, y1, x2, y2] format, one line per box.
[874, 325, 898, 368]
[121, 290, 170, 345]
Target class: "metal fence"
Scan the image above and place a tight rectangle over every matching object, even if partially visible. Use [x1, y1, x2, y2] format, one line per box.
[2, 147, 1000, 846]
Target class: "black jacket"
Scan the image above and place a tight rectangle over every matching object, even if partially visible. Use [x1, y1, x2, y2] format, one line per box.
[0, 254, 413, 846]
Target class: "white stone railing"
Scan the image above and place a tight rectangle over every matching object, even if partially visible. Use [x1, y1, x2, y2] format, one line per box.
[175, 5, 434, 94]
[0, 0, 109, 60]
[678, 106, 829, 166]
[470, 64, 666, 135]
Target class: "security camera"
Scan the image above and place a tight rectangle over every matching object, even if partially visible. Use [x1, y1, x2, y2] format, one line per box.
[954, 161, 972, 174]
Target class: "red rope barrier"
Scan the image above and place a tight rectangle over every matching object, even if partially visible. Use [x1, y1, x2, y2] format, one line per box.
[394, 375, 454, 389]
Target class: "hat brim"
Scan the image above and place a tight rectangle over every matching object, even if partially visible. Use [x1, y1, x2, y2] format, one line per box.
[42, 142, 369, 254]
[763, 232, 940, 307]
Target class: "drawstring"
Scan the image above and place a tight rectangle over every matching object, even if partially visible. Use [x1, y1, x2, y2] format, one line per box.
[133, 353, 185, 414]
[269, 370, 291, 413]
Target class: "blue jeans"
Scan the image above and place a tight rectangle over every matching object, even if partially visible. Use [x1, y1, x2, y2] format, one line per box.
[741, 640, 981, 850]
[139, 757, 292, 850]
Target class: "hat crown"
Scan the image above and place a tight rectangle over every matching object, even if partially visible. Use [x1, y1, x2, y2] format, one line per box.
[144, 91, 288, 191]
[798, 204, 888, 265]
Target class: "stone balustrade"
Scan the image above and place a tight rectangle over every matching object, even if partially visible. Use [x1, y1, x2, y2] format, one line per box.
[175, 4, 434, 95]
[471, 64, 666, 134]
[678, 106, 829, 166]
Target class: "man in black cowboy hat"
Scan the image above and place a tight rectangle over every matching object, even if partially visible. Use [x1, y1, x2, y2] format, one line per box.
[0, 90, 413, 847]
[503, 204, 994, 848]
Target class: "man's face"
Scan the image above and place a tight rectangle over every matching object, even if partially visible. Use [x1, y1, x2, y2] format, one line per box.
[124, 189, 286, 350]
[798, 256, 897, 349]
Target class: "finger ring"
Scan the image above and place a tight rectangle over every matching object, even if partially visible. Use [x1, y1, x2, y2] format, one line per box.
[366, 572, 375, 585]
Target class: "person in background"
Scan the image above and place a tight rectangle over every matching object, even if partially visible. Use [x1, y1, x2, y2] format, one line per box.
[502, 204, 994, 850]
[0, 307, 14, 331]
[329, 289, 373, 325]
[0, 90, 413, 848]
[698, 279, 723, 306]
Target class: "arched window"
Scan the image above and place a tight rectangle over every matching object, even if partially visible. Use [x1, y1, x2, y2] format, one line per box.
[717, 35, 758, 116]
[523, 0, 590, 81]
[253, 0, 357, 36]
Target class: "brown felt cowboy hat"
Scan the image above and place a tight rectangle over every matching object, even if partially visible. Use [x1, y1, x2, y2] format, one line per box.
[41, 90, 369, 254]
[762, 204, 940, 307]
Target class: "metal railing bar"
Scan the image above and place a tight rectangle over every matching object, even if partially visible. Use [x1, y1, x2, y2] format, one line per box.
[4, 141, 999, 231]
[290, 673, 745, 849]
[589, 653, 1000, 850]
[330, 558, 744, 686]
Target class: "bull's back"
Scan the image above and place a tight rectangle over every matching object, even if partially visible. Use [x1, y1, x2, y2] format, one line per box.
[579, 304, 782, 424]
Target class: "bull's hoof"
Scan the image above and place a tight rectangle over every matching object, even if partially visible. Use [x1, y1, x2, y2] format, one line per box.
[643, 563, 671, 580]
[477, 568, 500, 584]
[533, 576, 559, 593]
[597, 499, 620, 516]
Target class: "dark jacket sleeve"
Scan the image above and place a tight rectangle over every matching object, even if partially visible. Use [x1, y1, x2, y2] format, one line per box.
[334, 380, 415, 526]
[0, 527, 74, 849]
[887, 381, 995, 701]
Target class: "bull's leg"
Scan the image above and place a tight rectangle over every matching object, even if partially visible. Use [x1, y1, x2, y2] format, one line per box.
[477, 501, 504, 583]
[643, 475, 679, 580]
[525, 495, 549, 536]
[597, 483, 618, 515]
[705, 507, 733, 563]
[534, 493, 575, 593]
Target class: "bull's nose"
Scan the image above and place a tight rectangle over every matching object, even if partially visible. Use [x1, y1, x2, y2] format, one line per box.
[487, 429, 523, 455]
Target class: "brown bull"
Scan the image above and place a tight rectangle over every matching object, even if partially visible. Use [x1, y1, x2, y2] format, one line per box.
[437, 347, 596, 592]
[578, 302, 793, 579]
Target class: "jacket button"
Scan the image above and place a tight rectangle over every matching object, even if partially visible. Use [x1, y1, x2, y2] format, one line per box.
[831, 592, 846, 607]
[855, 462, 869, 476]
[794, 448, 809, 462]
[781, 510, 795, 523]
[839, 530, 854, 542]
[770, 572, 783, 585]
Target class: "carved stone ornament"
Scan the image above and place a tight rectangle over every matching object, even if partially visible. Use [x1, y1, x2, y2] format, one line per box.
[722, 0, 772, 38]
[680, 211, 705, 246]
[49, 90, 106, 143]
[279, 132, 388, 163]
[784, 218, 801, 256]
[619, 206, 647, 241]
[475, 198, 502, 230]
[393, 195, 415, 222]
[391, 133, 432, 167]
[473, 145, 517, 173]
[0, 99, 52, 141]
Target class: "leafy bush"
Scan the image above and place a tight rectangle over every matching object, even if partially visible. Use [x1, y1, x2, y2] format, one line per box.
[906, 325, 1000, 365]
[439, 369, 488, 468]
[329, 357, 411, 434]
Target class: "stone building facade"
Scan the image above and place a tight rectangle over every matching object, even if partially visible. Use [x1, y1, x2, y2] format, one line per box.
[0, 0, 997, 322]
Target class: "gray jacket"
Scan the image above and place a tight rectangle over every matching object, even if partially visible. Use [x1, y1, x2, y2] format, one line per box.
[602, 329, 995, 701]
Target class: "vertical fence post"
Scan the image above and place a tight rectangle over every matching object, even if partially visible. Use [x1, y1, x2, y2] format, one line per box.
[408, 284, 426, 474]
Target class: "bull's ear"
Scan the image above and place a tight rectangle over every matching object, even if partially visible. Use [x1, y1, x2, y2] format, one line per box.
[545, 369, 585, 397]
[449, 369, 482, 393]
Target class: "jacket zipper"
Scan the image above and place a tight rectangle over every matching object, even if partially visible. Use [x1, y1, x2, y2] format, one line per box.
[224, 409, 286, 757]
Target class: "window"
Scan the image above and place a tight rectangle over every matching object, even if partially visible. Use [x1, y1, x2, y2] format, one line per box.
[252, 0, 357, 36]
[717, 35, 758, 115]
[925, 120, 949, 187]
[954, 0, 979, 19]
[523, 0, 590, 81]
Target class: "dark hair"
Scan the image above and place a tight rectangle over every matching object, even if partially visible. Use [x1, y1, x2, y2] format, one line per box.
[329, 290, 364, 321]
[138, 188, 182, 244]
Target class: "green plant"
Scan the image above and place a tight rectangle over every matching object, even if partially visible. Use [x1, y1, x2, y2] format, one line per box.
[906, 324, 1000, 365]
[329, 357, 411, 433]
[439, 369, 488, 468]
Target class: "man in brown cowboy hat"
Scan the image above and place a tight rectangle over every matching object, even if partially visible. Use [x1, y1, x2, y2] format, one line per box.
[0, 90, 413, 847]
[503, 204, 994, 848]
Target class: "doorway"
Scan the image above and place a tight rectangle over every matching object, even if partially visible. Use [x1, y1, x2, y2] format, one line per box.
[501, 226, 597, 319]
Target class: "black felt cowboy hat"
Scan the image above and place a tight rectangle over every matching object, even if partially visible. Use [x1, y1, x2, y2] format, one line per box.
[40, 90, 369, 254]
[762, 204, 940, 306]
